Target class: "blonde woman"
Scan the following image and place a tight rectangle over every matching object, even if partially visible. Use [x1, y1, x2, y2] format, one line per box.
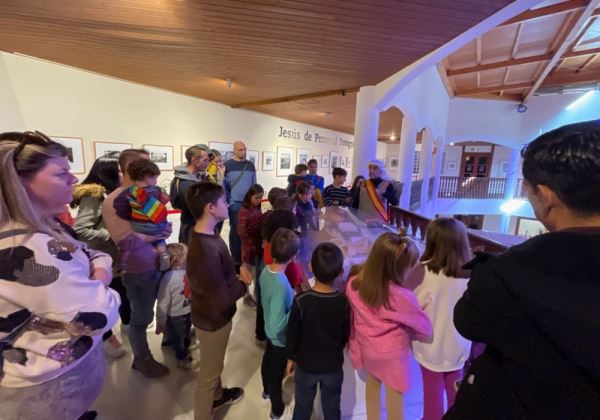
[0, 131, 120, 420]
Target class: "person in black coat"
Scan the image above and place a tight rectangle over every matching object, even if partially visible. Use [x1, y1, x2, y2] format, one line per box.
[445, 120, 600, 419]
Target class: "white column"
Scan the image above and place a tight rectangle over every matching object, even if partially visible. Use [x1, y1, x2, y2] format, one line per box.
[352, 86, 379, 179]
[419, 131, 434, 210]
[429, 139, 445, 217]
[499, 148, 521, 233]
[397, 117, 417, 209]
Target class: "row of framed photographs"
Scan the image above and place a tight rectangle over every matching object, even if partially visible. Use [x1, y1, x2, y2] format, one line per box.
[47, 136, 353, 177]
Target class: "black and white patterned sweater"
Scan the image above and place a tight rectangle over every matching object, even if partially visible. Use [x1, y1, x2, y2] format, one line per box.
[0, 224, 120, 387]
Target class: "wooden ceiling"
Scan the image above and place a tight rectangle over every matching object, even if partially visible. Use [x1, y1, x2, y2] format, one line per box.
[0, 0, 513, 137]
[440, 0, 600, 102]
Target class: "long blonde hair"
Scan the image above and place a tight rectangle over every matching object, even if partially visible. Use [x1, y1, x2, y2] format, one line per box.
[0, 132, 72, 241]
[420, 218, 471, 278]
[352, 233, 419, 309]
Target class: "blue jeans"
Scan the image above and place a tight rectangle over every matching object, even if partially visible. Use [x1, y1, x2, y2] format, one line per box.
[165, 314, 191, 361]
[228, 201, 243, 265]
[293, 366, 343, 420]
[122, 270, 161, 360]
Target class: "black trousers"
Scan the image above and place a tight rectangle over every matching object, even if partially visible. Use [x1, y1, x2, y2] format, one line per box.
[261, 340, 287, 417]
[102, 276, 131, 341]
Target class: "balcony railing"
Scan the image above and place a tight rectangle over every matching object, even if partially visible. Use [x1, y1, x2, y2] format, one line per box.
[515, 178, 528, 199]
[438, 176, 506, 199]
[388, 205, 510, 253]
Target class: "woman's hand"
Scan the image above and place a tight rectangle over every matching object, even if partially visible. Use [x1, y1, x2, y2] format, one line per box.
[286, 360, 295, 377]
[239, 265, 253, 285]
[90, 267, 111, 287]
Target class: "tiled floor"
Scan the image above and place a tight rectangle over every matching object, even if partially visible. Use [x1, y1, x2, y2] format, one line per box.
[91, 299, 425, 420]
[91, 217, 426, 419]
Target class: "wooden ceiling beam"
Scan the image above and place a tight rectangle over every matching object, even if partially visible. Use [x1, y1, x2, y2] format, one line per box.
[564, 46, 600, 57]
[456, 81, 534, 96]
[447, 53, 552, 76]
[231, 87, 360, 108]
[501, 0, 589, 26]
[543, 72, 600, 86]
[524, 1, 600, 102]
[576, 54, 598, 72]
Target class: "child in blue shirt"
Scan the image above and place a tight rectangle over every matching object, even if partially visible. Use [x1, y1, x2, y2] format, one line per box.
[259, 228, 301, 419]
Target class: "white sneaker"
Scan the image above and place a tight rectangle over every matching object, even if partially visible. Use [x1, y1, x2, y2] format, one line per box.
[103, 340, 127, 359]
[177, 356, 200, 370]
[188, 339, 200, 351]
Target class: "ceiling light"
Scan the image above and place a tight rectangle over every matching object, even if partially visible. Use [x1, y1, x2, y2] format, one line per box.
[390, 134, 396, 141]
[500, 199, 526, 214]
[565, 90, 595, 110]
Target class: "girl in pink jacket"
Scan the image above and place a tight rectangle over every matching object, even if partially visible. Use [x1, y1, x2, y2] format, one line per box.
[346, 233, 433, 420]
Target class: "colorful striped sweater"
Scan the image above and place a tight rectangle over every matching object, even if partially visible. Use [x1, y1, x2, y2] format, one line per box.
[114, 185, 169, 225]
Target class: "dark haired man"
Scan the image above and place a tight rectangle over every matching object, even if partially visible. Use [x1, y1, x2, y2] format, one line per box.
[446, 121, 600, 419]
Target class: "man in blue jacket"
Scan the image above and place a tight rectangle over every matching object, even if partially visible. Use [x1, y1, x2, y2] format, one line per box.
[223, 140, 257, 267]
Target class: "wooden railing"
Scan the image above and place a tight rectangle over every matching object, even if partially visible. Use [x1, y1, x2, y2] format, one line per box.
[388, 205, 509, 253]
[438, 176, 506, 199]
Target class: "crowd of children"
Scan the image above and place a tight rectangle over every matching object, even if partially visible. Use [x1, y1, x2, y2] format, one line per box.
[86, 153, 473, 419]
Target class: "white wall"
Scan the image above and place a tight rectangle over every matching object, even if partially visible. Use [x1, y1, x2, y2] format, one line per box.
[441, 145, 462, 176]
[0, 52, 354, 191]
[435, 198, 535, 218]
[447, 93, 600, 149]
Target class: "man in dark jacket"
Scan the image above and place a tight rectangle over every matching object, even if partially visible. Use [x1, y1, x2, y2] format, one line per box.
[171, 144, 210, 243]
[445, 120, 600, 419]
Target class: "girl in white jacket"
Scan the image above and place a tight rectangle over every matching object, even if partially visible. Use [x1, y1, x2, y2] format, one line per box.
[412, 217, 472, 420]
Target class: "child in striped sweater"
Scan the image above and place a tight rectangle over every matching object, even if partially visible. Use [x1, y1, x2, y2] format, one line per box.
[114, 158, 171, 271]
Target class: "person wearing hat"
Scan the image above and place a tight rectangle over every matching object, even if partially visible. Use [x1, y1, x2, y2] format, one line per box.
[352, 159, 398, 223]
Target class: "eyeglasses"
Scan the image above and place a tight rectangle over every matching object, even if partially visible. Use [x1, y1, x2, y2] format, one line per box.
[11, 131, 52, 163]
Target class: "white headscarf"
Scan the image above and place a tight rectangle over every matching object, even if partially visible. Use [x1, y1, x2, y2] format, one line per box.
[368, 158, 391, 181]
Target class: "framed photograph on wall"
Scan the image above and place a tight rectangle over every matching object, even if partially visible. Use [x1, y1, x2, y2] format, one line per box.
[247, 150, 259, 169]
[277, 146, 295, 177]
[180, 145, 193, 165]
[51, 136, 85, 174]
[209, 141, 234, 162]
[329, 151, 340, 173]
[321, 154, 329, 169]
[262, 151, 275, 171]
[388, 155, 399, 169]
[499, 159, 508, 176]
[346, 157, 352, 170]
[446, 160, 457, 172]
[296, 148, 310, 165]
[94, 141, 133, 160]
[143, 144, 174, 171]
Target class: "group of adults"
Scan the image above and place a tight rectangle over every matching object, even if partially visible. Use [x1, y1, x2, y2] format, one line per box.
[0, 120, 599, 420]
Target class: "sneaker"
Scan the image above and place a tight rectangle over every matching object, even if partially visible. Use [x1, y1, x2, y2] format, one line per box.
[188, 339, 201, 351]
[103, 339, 127, 359]
[131, 357, 170, 379]
[243, 294, 257, 310]
[269, 406, 292, 420]
[213, 387, 244, 412]
[158, 253, 171, 272]
[177, 356, 200, 370]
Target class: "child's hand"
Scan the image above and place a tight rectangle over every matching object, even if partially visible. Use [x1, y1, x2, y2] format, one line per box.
[286, 360, 295, 377]
[155, 324, 164, 335]
[90, 267, 111, 286]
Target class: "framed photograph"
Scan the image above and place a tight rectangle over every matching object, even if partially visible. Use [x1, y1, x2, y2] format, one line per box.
[446, 161, 457, 172]
[180, 145, 193, 165]
[329, 151, 340, 173]
[51, 136, 85, 174]
[388, 155, 399, 169]
[247, 150, 259, 169]
[347, 157, 352, 170]
[262, 151, 275, 171]
[94, 141, 133, 160]
[321, 154, 329, 169]
[296, 148, 310, 165]
[277, 146, 295, 177]
[143, 144, 174, 171]
[209, 141, 234, 162]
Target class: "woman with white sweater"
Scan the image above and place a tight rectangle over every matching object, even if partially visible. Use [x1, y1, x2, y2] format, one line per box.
[412, 218, 472, 420]
[0, 131, 120, 420]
